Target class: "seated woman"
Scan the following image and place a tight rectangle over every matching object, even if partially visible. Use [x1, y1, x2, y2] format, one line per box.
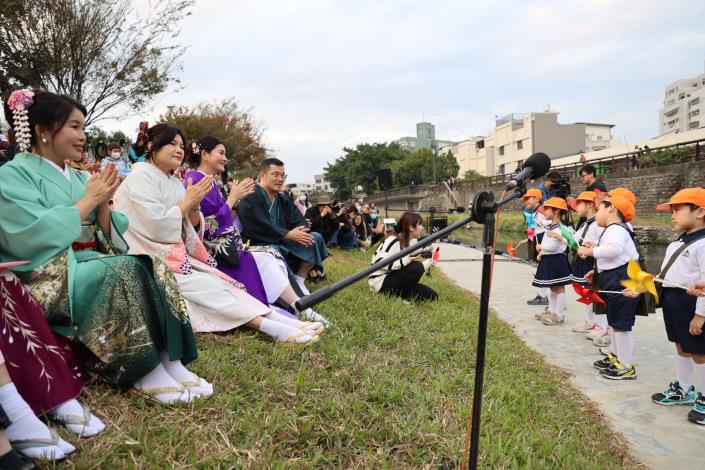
[183, 137, 329, 326]
[113, 124, 321, 346]
[0, 89, 207, 405]
[0, 267, 97, 459]
[368, 212, 438, 301]
[352, 214, 371, 250]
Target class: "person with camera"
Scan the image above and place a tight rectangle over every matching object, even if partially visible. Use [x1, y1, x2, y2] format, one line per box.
[579, 164, 607, 193]
[368, 212, 438, 301]
[304, 195, 339, 245]
[537, 171, 563, 202]
[331, 204, 358, 249]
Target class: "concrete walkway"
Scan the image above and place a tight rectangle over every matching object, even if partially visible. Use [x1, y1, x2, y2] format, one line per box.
[435, 242, 705, 469]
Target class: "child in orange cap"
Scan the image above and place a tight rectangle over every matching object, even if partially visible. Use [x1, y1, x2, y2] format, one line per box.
[570, 192, 608, 338]
[532, 197, 573, 325]
[578, 195, 640, 380]
[521, 188, 549, 306]
[647, 188, 705, 424]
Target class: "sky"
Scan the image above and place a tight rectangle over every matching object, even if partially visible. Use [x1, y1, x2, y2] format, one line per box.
[101, 0, 705, 182]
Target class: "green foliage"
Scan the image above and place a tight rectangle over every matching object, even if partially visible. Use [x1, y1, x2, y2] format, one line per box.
[464, 169, 486, 181]
[0, 0, 193, 125]
[325, 144, 460, 198]
[160, 98, 267, 173]
[638, 146, 694, 168]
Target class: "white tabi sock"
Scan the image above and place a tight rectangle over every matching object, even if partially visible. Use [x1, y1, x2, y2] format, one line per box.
[676, 355, 695, 390]
[0, 383, 74, 460]
[50, 398, 106, 437]
[259, 317, 315, 344]
[132, 363, 192, 404]
[159, 351, 213, 397]
[266, 311, 322, 333]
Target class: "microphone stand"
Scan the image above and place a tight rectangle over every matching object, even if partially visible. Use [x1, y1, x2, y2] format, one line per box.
[295, 186, 528, 470]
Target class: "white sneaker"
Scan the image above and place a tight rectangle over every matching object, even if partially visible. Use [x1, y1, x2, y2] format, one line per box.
[586, 329, 607, 340]
[593, 335, 611, 347]
[571, 321, 596, 333]
[299, 308, 331, 328]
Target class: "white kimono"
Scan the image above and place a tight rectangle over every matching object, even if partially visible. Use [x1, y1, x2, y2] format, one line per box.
[113, 162, 270, 332]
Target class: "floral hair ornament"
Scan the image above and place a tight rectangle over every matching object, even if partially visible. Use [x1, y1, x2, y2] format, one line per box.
[191, 140, 201, 156]
[6, 88, 35, 152]
[137, 121, 149, 148]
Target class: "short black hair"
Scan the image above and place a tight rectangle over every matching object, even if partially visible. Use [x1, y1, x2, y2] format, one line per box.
[259, 157, 284, 172]
[599, 200, 625, 222]
[580, 164, 597, 176]
[545, 170, 563, 182]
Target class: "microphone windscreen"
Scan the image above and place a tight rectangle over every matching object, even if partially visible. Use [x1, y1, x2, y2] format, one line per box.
[522, 152, 551, 179]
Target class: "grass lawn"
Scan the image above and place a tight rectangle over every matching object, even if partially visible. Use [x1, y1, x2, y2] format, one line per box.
[63, 250, 640, 469]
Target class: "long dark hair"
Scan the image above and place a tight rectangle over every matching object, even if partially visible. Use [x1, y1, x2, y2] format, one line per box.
[186, 135, 223, 168]
[2, 89, 86, 151]
[394, 211, 422, 248]
[135, 123, 186, 161]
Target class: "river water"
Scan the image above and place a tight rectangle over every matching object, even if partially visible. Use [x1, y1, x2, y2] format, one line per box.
[445, 227, 668, 274]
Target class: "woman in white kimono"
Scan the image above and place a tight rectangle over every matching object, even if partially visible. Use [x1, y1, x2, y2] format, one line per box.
[113, 124, 321, 347]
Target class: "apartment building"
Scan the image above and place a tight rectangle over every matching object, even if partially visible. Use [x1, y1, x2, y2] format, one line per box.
[659, 63, 705, 134]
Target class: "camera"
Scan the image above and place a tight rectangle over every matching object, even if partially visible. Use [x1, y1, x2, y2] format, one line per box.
[383, 218, 396, 232]
[554, 176, 571, 199]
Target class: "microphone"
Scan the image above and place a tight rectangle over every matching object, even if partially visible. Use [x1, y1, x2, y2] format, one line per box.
[505, 152, 551, 190]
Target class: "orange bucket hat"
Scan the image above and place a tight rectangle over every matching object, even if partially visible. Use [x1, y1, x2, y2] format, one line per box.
[522, 188, 543, 201]
[655, 187, 705, 211]
[568, 191, 596, 211]
[608, 187, 637, 205]
[543, 197, 568, 211]
[606, 195, 635, 222]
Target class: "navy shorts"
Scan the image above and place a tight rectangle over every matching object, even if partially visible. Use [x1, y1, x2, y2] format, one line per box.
[599, 264, 638, 331]
[661, 287, 705, 355]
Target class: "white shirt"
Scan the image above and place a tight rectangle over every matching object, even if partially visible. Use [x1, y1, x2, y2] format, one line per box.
[660, 229, 705, 315]
[368, 236, 432, 292]
[44, 158, 71, 180]
[533, 210, 547, 235]
[592, 223, 639, 272]
[539, 224, 568, 255]
[575, 218, 604, 245]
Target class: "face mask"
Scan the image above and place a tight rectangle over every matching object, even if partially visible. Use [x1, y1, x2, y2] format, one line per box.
[111, 151, 120, 158]
[299, 195, 306, 202]
[370, 214, 378, 220]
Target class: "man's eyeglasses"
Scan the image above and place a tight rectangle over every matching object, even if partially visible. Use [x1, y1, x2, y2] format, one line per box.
[266, 172, 287, 180]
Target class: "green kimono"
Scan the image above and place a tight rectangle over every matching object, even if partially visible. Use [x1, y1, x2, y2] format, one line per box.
[0, 153, 197, 387]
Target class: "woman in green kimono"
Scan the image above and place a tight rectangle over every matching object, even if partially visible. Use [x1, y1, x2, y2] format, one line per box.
[0, 88, 209, 406]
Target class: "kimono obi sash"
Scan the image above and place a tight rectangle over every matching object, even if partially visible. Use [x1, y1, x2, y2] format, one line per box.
[72, 223, 98, 252]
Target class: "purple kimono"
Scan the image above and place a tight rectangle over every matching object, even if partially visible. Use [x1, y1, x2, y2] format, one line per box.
[184, 171, 270, 305]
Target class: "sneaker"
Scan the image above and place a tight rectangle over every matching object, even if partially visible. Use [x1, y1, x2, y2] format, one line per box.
[594, 353, 617, 371]
[593, 335, 611, 347]
[542, 313, 565, 325]
[298, 308, 332, 328]
[687, 393, 705, 425]
[534, 311, 553, 321]
[652, 381, 696, 406]
[572, 321, 596, 333]
[600, 361, 637, 380]
[586, 328, 607, 340]
[527, 295, 549, 305]
[598, 347, 612, 356]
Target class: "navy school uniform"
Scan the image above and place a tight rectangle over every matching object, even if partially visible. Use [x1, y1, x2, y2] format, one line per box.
[659, 228, 705, 354]
[532, 223, 572, 288]
[571, 218, 601, 285]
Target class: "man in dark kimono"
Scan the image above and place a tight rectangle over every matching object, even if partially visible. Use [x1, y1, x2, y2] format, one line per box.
[238, 158, 328, 292]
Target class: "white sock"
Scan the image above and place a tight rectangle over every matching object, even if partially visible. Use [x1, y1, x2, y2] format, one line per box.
[294, 275, 310, 295]
[50, 398, 106, 437]
[132, 363, 191, 404]
[614, 331, 633, 366]
[608, 330, 617, 355]
[695, 361, 705, 393]
[159, 351, 213, 397]
[259, 317, 315, 344]
[676, 354, 695, 390]
[0, 383, 74, 460]
[585, 304, 596, 325]
[538, 287, 548, 298]
[548, 292, 557, 313]
[554, 293, 566, 318]
[598, 315, 608, 333]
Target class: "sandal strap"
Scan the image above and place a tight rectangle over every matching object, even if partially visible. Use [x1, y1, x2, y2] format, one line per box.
[133, 384, 185, 396]
[49, 403, 91, 426]
[10, 429, 60, 450]
[179, 371, 201, 388]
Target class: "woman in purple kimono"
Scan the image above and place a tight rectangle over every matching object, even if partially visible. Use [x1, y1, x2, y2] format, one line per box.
[184, 137, 329, 327]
